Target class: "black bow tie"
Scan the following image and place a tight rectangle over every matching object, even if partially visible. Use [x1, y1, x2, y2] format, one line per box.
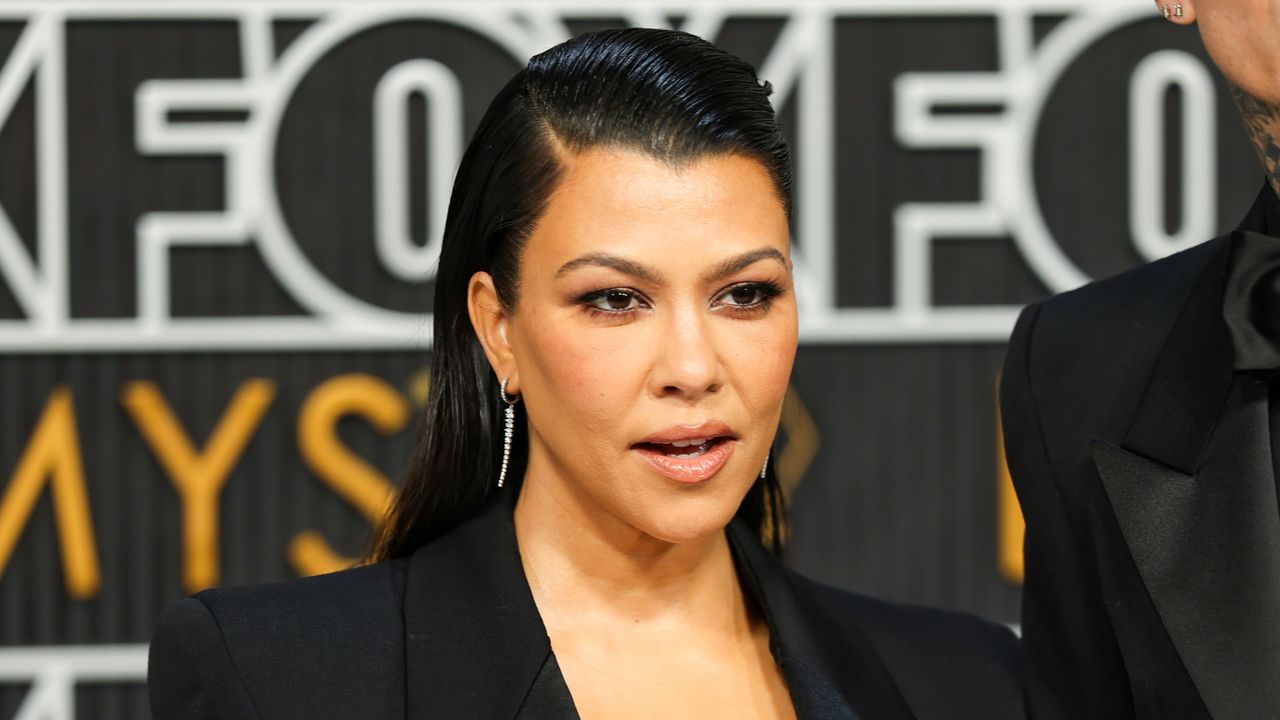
[1224, 231, 1280, 371]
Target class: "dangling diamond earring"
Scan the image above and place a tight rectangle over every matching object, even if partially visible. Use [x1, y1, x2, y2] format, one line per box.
[760, 450, 770, 480]
[498, 377, 520, 488]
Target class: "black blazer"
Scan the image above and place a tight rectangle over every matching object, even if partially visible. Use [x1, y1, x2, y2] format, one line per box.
[148, 495, 1024, 719]
[1001, 185, 1280, 719]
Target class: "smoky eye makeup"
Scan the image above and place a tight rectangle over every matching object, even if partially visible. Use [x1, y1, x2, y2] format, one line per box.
[575, 287, 653, 320]
[573, 277, 787, 322]
[711, 279, 785, 316]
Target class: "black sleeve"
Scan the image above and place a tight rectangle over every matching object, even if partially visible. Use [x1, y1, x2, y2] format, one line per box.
[148, 597, 261, 719]
[1000, 302, 1135, 720]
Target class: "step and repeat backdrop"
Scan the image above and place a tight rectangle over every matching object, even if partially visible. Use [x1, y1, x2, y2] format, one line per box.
[0, 1, 1262, 717]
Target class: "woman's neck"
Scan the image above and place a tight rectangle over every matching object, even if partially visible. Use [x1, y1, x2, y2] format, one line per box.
[512, 468, 751, 635]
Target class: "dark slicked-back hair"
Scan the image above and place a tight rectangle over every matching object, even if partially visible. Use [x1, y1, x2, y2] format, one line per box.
[372, 28, 793, 561]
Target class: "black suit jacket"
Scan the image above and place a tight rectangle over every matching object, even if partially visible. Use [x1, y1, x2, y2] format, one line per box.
[1001, 186, 1280, 719]
[148, 494, 1023, 719]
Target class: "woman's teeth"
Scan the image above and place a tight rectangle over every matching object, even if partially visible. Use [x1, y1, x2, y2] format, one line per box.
[665, 439, 710, 458]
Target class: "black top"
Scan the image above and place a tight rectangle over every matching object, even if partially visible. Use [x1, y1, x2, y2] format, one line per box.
[148, 494, 1024, 719]
[1001, 184, 1280, 719]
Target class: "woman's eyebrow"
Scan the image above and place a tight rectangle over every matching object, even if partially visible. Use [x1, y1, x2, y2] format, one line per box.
[701, 247, 788, 283]
[555, 253, 662, 283]
[554, 247, 787, 284]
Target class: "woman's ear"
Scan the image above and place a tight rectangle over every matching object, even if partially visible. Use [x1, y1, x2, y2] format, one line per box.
[467, 271, 519, 393]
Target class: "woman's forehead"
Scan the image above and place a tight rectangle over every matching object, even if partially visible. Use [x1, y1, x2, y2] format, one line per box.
[524, 147, 789, 266]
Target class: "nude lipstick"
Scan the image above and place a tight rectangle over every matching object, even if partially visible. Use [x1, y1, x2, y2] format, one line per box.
[632, 422, 737, 484]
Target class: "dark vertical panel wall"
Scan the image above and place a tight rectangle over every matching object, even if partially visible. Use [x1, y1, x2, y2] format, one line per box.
[0, 5, 1262, 718]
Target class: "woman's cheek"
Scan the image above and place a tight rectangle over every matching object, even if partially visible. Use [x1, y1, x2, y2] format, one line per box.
[527, 320, 646, 422]
[724, 315, 797, 407]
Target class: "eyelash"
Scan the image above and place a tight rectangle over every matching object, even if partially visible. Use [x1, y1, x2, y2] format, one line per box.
[576, 281, 784, 322]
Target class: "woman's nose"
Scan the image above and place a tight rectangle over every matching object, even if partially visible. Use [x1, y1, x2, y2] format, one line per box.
[649, 306, 723, 400]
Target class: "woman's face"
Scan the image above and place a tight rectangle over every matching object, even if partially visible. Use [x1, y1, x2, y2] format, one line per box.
[475, 147, 796, 545]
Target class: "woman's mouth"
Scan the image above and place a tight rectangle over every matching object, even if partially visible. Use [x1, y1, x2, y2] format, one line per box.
[632, 436, 736, 484]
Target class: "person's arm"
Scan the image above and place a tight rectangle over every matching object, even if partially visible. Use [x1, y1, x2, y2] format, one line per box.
[148, 597, 261, 719]
[1001, 302, 1134, 720]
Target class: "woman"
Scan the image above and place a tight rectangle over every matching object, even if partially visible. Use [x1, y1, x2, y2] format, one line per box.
[148, 28, 1023, 719]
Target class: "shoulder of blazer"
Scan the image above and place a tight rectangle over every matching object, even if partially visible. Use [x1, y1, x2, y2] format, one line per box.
[788, 573, 1025, 719]
[1011, 237, 1230, 451]
[1025, 182, 1271, 382]
[157, 558, 411, 719]
[1034, 236, 1226, 363]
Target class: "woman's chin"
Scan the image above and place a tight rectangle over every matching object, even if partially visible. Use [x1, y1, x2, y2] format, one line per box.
[634, 499, 741, 546]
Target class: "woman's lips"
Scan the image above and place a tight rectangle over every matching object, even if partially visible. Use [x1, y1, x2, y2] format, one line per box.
[632, 437, 736, 484]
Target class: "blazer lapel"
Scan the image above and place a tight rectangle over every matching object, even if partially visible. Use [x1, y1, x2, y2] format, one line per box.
[402, 502, 892, 720]
[728, 521, 909, 720]
[1092, 232, 1280, 718]
[402, 496, 567, 720]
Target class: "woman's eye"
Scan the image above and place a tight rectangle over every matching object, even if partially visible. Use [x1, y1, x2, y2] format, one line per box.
[590, 290, 641, 311]
[719, 284, 764, 306]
